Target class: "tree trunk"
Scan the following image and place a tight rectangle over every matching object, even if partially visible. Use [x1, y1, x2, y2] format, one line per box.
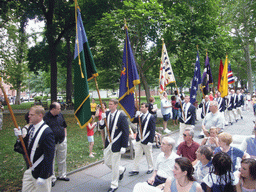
[140, 70, 150, 102]
[15, 85, 21, 105]
[65, 35, 73, 103]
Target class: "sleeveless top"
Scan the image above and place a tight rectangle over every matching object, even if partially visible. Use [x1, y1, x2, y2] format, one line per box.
[170, 179, 198, 192]
[241, 180, 256, 192]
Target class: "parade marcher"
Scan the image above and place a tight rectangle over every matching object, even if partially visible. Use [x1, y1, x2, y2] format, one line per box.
[43, 102, 69, 187]
[163, 157, 203, 192]
[202, 101, 225, 136]
[177, 95, 196, 145]
[161, 91, 172, 134]
[133, 137, 179, 192]
[231, 89, 238, 122]
[245, 92, 251, 111]
[240, 125, 256, 159]
[14, 105, 55, 192]
[129, 103, 155, 176]
[236, 90, 244, 120]
[177, 128, 200, 163]
[225, 91, 235, 125]
[199, 95, 210, 119]
[214, 91, 226, 113]
[99, 99, 129, 192]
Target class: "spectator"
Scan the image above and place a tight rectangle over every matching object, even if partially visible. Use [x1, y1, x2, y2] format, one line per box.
[133, 137, 179, 192]
[240, 125, 256, 159]
[148, 96, 158, 121]
[252, 95, 256, 116]
[171, 96, 179, 126]
[0, 101, 4, 130]
[209, 91, 214, 101]
[236, 158, 256, 192]
[201, 100, 225, 137]
[214, 132, 248, 172]
[177, 128, 200, 163]
[160, 92, 172, 134]
[86, 116, 97, 158]
[203, 152, 239, 192]
[163, 157, 202, 192]
[193, 146, 213, 191]
[90, 98, 97, 117]
[201, 127, 219, 151]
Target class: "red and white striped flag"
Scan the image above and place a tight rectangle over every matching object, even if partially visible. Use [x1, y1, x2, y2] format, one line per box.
[228, 62, 235, 84]
[159, 42, 175, 93]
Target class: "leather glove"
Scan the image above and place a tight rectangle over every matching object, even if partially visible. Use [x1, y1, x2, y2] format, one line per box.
[101, 113, 106, 119]
[14, 127, 22, 137]
[36, 177, 46, 186]
[135, 111, 141, 117]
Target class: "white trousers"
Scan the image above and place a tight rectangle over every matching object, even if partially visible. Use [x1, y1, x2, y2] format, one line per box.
[22, 168, 51, 192]
[104, 144, 125, 189]
[133, 182, 162, 192]
[133, 141, 153, 171]
[177, 123, 191, 146]
[225, 110, 235, 123]
[52, 137, 67, 182]
[236, 107, 242, 118]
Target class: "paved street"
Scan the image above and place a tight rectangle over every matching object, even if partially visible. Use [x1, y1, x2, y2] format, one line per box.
[52, 108, 255, 192]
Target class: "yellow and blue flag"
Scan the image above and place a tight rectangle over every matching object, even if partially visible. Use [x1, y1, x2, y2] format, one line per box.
[118, 26, 140, 120]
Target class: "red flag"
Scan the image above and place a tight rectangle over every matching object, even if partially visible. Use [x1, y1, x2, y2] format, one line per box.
[217, 59, 223, 92]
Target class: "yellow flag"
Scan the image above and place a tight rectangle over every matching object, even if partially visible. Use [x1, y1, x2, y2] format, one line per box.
[220, 55, 228, 98]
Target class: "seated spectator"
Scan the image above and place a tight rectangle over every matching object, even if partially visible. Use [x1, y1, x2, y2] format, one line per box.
[214, 132, 248, 172]
[201, 127, 219, 151]
[177, 128, 200, 163]
[203, 152, 239, 192]
[236, 158, 256, 192]
[133, 137, 179, 192]
[240, 125, 256, 159]
[163, 157, 202, 192]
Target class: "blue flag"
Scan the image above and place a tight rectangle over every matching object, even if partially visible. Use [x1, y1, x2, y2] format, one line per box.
[201, 53, 213, 95]
[118, 27, 140, 120]
[190, 52, 202, 104]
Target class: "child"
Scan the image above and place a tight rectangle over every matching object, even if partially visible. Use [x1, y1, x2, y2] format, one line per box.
[201, 127, 219, 151]
[87, 116, 97, 158]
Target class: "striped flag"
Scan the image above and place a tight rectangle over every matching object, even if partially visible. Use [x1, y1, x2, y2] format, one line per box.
[228, 62, 235, 84]
[159, 42, 175, 93]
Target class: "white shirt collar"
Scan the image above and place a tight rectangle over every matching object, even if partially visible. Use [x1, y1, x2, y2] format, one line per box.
[32, 120, 44, 137]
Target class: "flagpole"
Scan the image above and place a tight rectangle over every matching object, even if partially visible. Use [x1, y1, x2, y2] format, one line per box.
[94, 77, 111, 143]
[0, 78, 32, 167]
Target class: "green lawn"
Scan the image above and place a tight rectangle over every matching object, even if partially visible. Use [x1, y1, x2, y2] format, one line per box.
[0, 97, 177, 191]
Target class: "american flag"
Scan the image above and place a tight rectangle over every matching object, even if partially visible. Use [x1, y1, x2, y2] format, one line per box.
[190, 51, 202, 105]
[159, 42, 175, 93]
[228, 62, 235, 84]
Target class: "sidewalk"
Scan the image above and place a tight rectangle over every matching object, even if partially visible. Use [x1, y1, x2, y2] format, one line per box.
[52, 109, 255, 192]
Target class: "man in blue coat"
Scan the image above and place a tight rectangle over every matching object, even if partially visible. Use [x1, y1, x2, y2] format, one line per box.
[100, 99, 129, 192]
[14, 105, 55, 192]
[129, 103, 155, 176]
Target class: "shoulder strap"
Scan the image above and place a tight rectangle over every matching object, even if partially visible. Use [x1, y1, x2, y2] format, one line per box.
[30, 123, 48, 170]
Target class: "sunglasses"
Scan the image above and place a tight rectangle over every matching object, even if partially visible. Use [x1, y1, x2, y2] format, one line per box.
[183, 133, 187, 137]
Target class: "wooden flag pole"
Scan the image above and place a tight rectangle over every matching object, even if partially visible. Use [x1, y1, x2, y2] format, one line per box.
[0, 78, 32, 167]
[135, 87, 143, 140]
[94, 77, 111, 143]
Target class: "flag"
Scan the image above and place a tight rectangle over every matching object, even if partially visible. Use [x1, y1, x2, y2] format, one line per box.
[118, 26, 140, 120]
[74, 8, 98, 129]
[201, 53, 213, 95]
[220, 55, 228, 98]
[228, 62, 235, 84]
[159, 42, 176, 93]
[217, 60, 223, 92]
[190, 51, 202, 105]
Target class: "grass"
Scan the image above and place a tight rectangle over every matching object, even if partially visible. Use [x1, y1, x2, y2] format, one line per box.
[0, 96, 177, 191]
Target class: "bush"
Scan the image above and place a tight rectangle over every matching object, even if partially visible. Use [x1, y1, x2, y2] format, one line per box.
[34, 96, 42, 101]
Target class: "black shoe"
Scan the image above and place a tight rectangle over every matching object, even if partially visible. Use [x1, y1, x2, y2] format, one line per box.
[241, 116, 243, 119]
[57, 177, 70, 181]
[146, 170, 153, 174]
[52, 181, 56, 187]
[156, 144, 160, 148]
[108, 187, 118, 192]
[129, 171, 139, 176]
[119, 167, 126, 180]
[236, 119, 238, 122]
[230, 122, 233, 125]
[198, 135, 204, 139]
